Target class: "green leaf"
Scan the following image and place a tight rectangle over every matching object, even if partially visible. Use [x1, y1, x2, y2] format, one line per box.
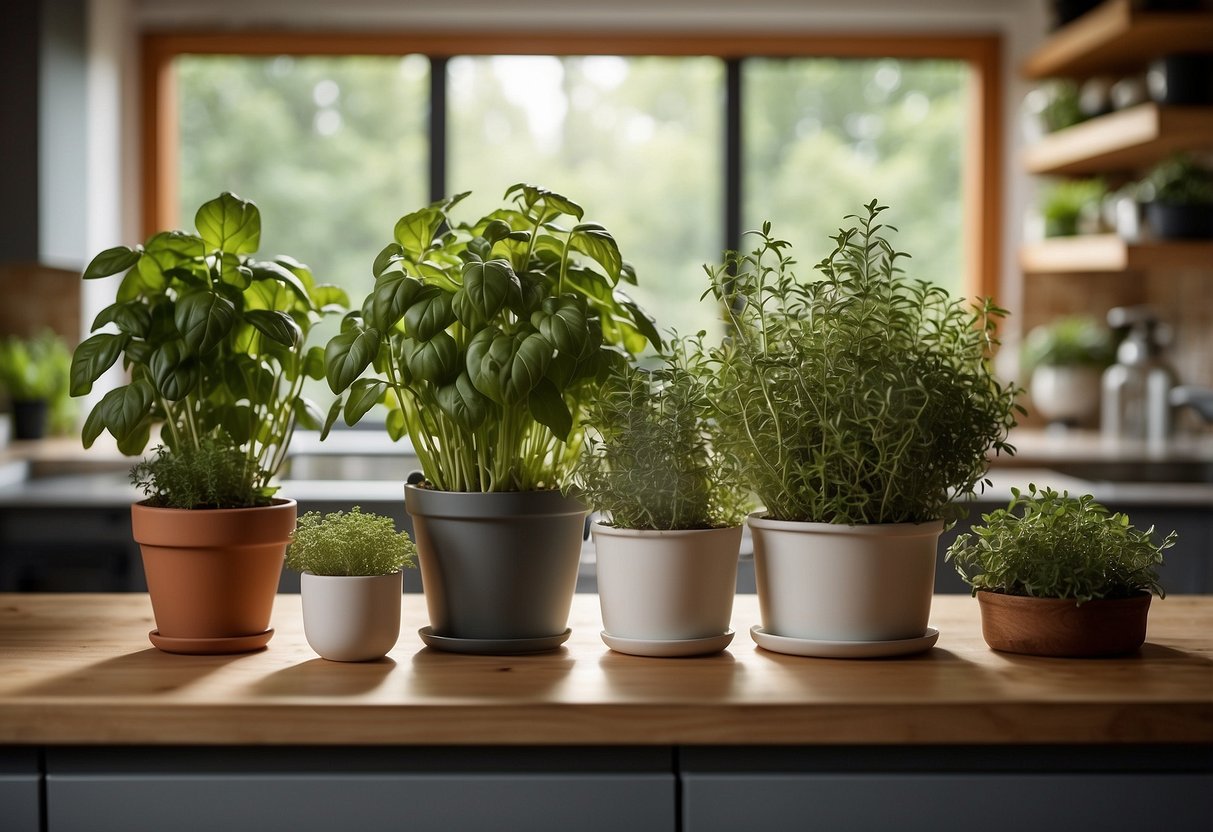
[174, 291, 237, 355]
[528, 376, 572, 440]
[570, 223, 623, 282]
[81, 401, 107, 448]
[620, 295, 663, 352]
[435, 372, 490, 432]
[70, 333, 129, 396]
[149, 340, 199, 401]
[400, 332, 459, 383]
[324, 326, 381, 393]
[467, 329, 553, 405]
[293, 397, 324, 430]
[344, 379, 387, 426]
[394, 206, 444, 258]
[402, 286, 456, 341]
[96, 380, 154, 445]
[320, 396, 343, 440]
[302, 346, 326, 381]
[453, 259, 519, 329]
[373, 242, 404, 277]
[531, 296, 588, 357]
[369, 266, 423, 331]
[312, 284, 349, 313]
[195, 192, 260, 255]
[385, 405, 407, 441]
[83, 246, 141, 280]
[250, 259, 312, 307]
[245, 309, 301, 347]
[92, 302, 152, 337]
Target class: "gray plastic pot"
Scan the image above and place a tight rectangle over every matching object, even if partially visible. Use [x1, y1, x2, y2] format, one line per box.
[405, 485, 588, 641]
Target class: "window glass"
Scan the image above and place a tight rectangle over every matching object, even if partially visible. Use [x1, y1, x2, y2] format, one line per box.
[743, 58, 968, 295]
[448, 55, 724, 339]
[177, 54, 430, 299]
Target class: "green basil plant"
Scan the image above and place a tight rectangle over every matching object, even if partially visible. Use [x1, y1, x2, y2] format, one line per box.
[71, 192, 348, 507]
[323, 184, 661, 492]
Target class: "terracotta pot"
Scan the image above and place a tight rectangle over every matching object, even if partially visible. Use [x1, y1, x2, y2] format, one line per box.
[748, 514, 942, 642]
[131, 499, 296, 653]
[594, 524, 742, 641]
[977, 590, 1151, 657]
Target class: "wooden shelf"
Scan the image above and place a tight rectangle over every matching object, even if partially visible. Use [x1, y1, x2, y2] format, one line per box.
[1021, 234, 1213, 273]
[1026, 103, 1213, 175]
[1023, 0, 1213, 79]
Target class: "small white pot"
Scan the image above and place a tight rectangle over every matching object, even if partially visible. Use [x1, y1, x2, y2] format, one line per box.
[748, 514, 943, 642]
[1030, 365, 1102, 426]
[593, 524, 742, 641]
[300, 572, 403, 661]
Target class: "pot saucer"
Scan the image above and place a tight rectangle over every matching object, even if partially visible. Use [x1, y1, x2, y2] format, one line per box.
[749, 625, 939, 659]
[148, 628, 274, 655]
[601, 629, 735, 658]
[418, 626, 571, 655]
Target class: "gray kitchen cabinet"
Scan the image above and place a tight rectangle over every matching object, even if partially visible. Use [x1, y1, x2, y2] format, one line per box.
[0, 749, 40, 832]
[45, 747, 673, 832]
[681, 746, 1213, 832]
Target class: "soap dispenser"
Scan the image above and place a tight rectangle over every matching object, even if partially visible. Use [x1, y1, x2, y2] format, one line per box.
[1100, 306, 1177, 442]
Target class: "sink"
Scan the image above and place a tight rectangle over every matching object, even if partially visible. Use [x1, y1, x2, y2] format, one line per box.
[1046, 461, 1213, 485]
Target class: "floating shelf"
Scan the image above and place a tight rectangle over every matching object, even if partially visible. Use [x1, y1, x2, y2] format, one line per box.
[1026, 104, 1213, 175]
[1023, 0, 1213, 79]
[1020, 234, 1213, 273]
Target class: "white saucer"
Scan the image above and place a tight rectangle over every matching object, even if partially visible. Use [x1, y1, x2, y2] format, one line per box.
[601, 629, 735, 657]
[749, 625, 939, 658]
[418, 626, 571, 655]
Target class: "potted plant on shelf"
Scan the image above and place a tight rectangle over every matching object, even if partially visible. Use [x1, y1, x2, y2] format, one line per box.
[286, 507, 416, 662]
[569, 336, 749, 658]
[1040, 178, 1105, 238]
[0, 330, 73, 440]
[1020, 315, 1115, 428]
[323, 184, 660, 654]
[71, 192, 348, 654]
[1142, 154, 1213, 240]
[946, 485, 1175, 657]
[704, 202, 1021, 658]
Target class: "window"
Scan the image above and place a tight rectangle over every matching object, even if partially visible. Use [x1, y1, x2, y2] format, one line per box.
[145, 34, 1001, 340]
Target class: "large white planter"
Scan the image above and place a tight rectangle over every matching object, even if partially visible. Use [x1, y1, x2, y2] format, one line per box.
[749, 514, 943, 642]
[594, 524, 742, 641]
[1030, 365, 1102, 426]
[300, 572, 403, 662]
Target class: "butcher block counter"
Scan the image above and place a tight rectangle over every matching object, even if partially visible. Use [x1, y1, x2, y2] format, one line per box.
[1, 593, 1211, 832]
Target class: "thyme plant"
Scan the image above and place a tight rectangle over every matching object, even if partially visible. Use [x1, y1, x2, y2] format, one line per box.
[569, 336, 749, 530]
[324, 185, 660, 492]
[946, 485, 1173, 602]
[704, 201, 1021, 525]
[286, 507, 417, 577]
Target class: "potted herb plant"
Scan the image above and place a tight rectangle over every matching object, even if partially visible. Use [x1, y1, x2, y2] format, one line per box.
[1020, 315, 1115, 427]
[704, 203, 1021, 657]
[1142, 154, 1213, 240]
[286, 507, 417, 662]
[0, 330, 73, 440]
[1040, 178, 1105, 238]
[569, 336, 749, 657]
[947, 485, 1175, 657]
[72, 192, 347, 654]
[324, 184, 659, 653]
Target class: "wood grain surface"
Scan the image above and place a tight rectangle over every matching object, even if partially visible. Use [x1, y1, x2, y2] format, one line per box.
[1, 593, 1210, 746]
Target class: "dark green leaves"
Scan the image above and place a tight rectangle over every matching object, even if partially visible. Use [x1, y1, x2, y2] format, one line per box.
[195, 192, 260, 255]
[174, 291, 237, 355]
[435, 372, 490, 432]
[394, 206, 444, 258]
[81, 380, 153, 449]
[149, 340, 199, 401]
[369, 266, 423, 331]
[401, 332, 459, 383]
[531, 296, 588, 358]
[570, 223, 622, 281]
[92, 302, 152, 337]
[70, 332, 129, 396]
[325, 326, 381, 393]
[402, 286, 455, 341]
[245, 309, 301, 347]
[467, 328, 553, 405]
[344, 379, 387, 426]
[528, 377, 571, 440]
[83, 246, 141, 280]
[453, 259, 519, 329]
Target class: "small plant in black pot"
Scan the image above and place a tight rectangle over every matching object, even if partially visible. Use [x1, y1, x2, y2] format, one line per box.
[0, 330, 72, 440]
[947, 485, 1176, 657]
[1142, 154, 1213, 240]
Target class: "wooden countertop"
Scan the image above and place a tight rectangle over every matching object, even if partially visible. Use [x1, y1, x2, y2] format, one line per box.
[2, 594, 1211, 747]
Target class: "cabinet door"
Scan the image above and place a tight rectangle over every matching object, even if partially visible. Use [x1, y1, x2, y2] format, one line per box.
[0, 749, 40, 832]
[46, 747, 673, 832]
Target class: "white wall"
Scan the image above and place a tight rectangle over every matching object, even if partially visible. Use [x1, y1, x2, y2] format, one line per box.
[79, 0, 1046, 320]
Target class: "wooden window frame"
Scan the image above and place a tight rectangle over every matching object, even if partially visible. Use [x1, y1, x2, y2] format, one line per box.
[142, 31, 1002, 299]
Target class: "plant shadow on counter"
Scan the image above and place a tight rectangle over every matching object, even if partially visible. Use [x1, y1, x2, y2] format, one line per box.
[17, 649, 252, 698]
[408, 649, 575, 698]
[250, 657, 397, 697]
[597, 651, 745, 700]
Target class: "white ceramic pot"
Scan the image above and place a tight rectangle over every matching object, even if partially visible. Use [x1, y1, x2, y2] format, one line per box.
[593, 524, 742, 641]
[748, 515, 943, 642]
[300, 572, 403, 661]
[1030, 365, 1102, 426]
